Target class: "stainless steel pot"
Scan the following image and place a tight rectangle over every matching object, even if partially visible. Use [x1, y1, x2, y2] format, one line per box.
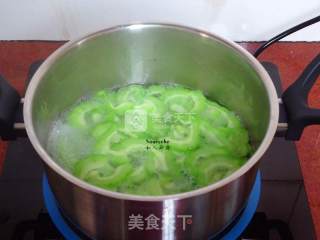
[1, 23, 319, 240]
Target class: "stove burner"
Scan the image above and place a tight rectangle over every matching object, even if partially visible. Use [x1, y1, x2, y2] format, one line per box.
[42, 172, 261, 240]
[1, 59, 308, 239]
[10, 212, 63, 240]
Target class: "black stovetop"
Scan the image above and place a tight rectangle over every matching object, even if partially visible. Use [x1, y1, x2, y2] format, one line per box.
[0, 62, 316, 240]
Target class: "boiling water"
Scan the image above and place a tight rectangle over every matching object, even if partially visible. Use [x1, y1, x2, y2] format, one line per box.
[47, 119, 94, 172]
[46, 84, 250, 195]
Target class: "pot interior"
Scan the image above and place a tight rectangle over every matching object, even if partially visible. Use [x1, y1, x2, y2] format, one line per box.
[29, 24, 271, 166]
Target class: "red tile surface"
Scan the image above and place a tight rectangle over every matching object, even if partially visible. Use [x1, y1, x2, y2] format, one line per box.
[0, 41, 63, 175]
[249, 42, 320, 237]
[0, 41, 319, 237]
[0, 141, 7, 175]
[0, 41, 63, 94]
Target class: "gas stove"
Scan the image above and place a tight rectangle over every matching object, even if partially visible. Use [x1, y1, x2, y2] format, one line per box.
[0, 61, 316, 239]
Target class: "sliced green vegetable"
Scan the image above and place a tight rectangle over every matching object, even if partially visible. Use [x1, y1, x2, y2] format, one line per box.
[113, 139, 167, 172]
[134, 177, 164, 196]
[50, 84, 252, 196]
[202, 101, 242, 128]
[200, 121, 250, 157]
[73, 154, 112, 179]
[94, 126, 127, 154]
[86, 164, 133, 188]
[116, 84, 146, 104]
[167, 118, 200, 150]
[91, 122, 114, 139]
[146, 85, 167, 98]
[67, 102, 98, 129]
[164, 87, 206, 114]
[127, 165, 149, 183]
[197, 156, 244, 184]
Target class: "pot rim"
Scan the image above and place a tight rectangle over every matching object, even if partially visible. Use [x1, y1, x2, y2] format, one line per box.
[23, 23, 279, 202]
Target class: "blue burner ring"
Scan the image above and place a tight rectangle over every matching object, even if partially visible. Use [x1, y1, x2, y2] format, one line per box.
[43, 171, 261, 240]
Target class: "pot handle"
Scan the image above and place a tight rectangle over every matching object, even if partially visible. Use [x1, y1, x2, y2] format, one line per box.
[282, 53, 320, 140]
[0, 74, 25, 140]
[0, 60, 44, 140]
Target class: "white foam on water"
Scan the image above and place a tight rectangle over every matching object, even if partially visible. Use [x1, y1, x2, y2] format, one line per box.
[47, 118, 94, 172]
